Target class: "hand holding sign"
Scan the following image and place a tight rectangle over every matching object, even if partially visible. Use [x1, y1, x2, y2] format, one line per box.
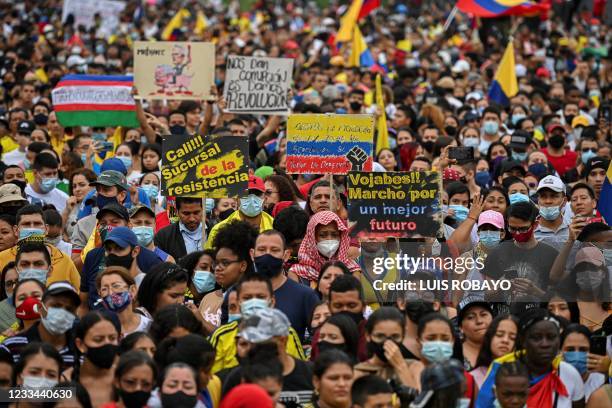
[346, 146, 368, 171]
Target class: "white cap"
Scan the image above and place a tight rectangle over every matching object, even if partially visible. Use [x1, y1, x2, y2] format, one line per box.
[537, 175, 565, 193]
[452, 59, 470, 73]
[515, 64, 527, 78]
[465, 91, 483, 101]
[372, 162, 386, 172]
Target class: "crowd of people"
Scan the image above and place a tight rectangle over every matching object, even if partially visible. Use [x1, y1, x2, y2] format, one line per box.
[0, 0, 609, 407]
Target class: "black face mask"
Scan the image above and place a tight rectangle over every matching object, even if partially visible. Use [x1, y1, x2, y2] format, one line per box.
[33, 113, 48, 126]
[119, 389, 151, 408]
[404, 300, 434, 324]
[444, 125, 457, 137]
[86, 343, 118, 369]
[126, 140, 141, 156]
[564, 115, 575, 127]
[106, 253, 134, 270]
[421, 140, 435, 153]
[169, 125, 186, 135]
[218, 208, 234, 221]
[548, 134, 565, 149]
[336, 310, 363, 326]
[254, 254, 284, 278]
[318, 341, 347, 354]
[367, 341, 388, 362]
[349, 101, 362, 111]
[160, 391, 197, 408]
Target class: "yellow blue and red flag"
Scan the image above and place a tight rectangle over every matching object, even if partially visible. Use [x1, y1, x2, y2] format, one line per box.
[348, 25, 375, 68]
[598, 160, 612, 224]
[488, 41, 518, 106]
[457, 0, 548, 17]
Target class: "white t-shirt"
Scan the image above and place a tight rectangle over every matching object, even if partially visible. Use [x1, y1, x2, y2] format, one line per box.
[1, 148, 26, 166]
[25, 185, 69, 213]
[556, 361, 585, 408]
[584, 373, 605, 402]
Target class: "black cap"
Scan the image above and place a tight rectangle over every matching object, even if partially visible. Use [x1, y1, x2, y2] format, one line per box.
[411, 360, 465, 408]
[457, 295, 494, 325]
[128, 204, 155, 218]
[582, 156, 609, 178]
[17, 120, 35, 135]
[96, 202, 129, 222]
[509, 130, 533, 151]
[43, 281, 81, 307]
[500, 159, 527, 176]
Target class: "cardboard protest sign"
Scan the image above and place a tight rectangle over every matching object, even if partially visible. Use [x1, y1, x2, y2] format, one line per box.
[224, 56, 293, 115]
[286, 114, 374, 174]
[347, 171, 441, 239]
[134, 42, 214, 100]
[62, 0, 125, 38]
[161, 135, 249, 198]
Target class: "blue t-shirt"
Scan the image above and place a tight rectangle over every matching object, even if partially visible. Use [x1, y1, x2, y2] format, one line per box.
[77, 189, 151, 220]
[81, 246, 162, 308]
[274, 278, 320, 341]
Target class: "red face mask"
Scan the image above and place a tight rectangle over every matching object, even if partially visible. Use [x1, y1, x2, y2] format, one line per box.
[511, 226, 534, 243]
[15, 296, 41, 321]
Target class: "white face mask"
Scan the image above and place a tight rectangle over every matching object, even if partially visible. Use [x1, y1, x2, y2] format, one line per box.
[22, 375, 58, 389]
[317, 239, 339, 258]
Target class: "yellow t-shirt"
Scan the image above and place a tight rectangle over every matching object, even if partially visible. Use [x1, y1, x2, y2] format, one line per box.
[205, 210, 274, 250]
[0, 135, 18, 154]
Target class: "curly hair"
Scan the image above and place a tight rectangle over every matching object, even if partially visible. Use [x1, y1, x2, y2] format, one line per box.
[265, 175, 298, 202]
[212, 220, 258, 273]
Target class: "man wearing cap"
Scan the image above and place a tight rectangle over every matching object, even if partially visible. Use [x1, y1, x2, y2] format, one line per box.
[1, 121, 33, 166]
[541, 123, 577, 177]
[155, 197, 204, 259]
[497, 159, 526, 185]
[534, 175, 570, 249]
[583, 157, 609, 200]
[205, 175, 273, 250]
[509, 130, 536, 163]
[0, 281, 80, 371]
[80, 204, 162, 312]
[24, 152, 68, 213]
[129, 205, 174, 262]
[0, 183, 27, 219]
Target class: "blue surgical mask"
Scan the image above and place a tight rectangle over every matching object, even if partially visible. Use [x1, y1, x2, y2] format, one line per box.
[240, 298, 269, 318]
[192, 270, 216, 294]
[478, 139, 492, 154]
[81, 153, 88, 164]
[18, 268, 48, 285]
[475, 171, 491, 188]
[527, 163, 547, 178]
[240, 194, 263, 217]
[421, 341, 453, 363]
[581, 150, 597, 165]
[132, 226, 154, 246]
[513, 151, 528, 162]
[478, 230, 501, 248]
[40, 177, 58, 193]
[228, 313, 241, 323]
[449, 205, 469, 222]
[564, 351, 587, 375]
[117, 156, 132, 169]
[19, 228, 45, 241]
[483, 121, 499, 135]
[511, 114, 526, 126]
[509, 192, 530, 205]
[23, 158, 31, 170]
[462, 137, 480, 148]
[539, 205, 561, 221]
[41, 306, 76, 335]
[141, 184, 158, 200]
[205, 198, 215, 214]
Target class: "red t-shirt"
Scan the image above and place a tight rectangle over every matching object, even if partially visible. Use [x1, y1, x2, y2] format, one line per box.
[541, 148, 578, 176]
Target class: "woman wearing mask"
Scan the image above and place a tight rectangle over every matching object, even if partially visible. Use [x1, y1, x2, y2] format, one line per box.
[102, 350, 157, 408]
[139, 173, 161, 213]
[486, 142, 510, 176]
[504, 177, 531, 206]
[136, 263, 189, 318]
[563, 139, 600, 184]
[181, 250, 221, 332]
[63, 168, 96, 238]
[471, 315, 519, 387]
[13, 342, 63, 391]
[115, 144, 142, 186]
[211, 199, 237, 225]
[119, 332, 157, 360]
[141, 144, 162, 174]
[0, 262, 18, 332]
[0, 278, 45, 341]
[74, 311, 121, 407]
[312, 350, 354, 408]
[123, 129, 143, 170]
[460, 127, 482, 153]
[409, 359, 468, 408]
[354, 307, 417, 388]
[155, 362, 205, 408]
[561, 324, 606, 402]
[316, 314, 360, 363]
[289, 211, 360, 285]
[316, 261, 351, 301]
[508, 105, 529, 129]
[96, 267, 152, 336]
[149, 304, 205, 344]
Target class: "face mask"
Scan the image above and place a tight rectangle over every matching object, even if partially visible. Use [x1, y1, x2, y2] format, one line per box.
[539, 205, 561, 221]
[19, 228, 45, 240]
[449, 205, 469, 222]
[548, 134, 565, 149]
[160, 391, 197, 408]
[573, 127, 583, 140]
[576, 270, 604, 292]
[239, 194, 264, 217]
[106, 253, 134, 270]
[85, 344, 118, 369]
[126, 140, 141, 156]
[117, 156, 132, 169]
[317, 239, 340, 258]
[192, 270, 216, 294]
[336, 310, 364, 325]
[422, 341, 454, 363]
[39, 177, 58, 193]
[462, 137, 480, 148]
[96, 194, 119, 210]
[169, 125, 186, 135]
[456, 398, 471, 408]
[513, 151, 528, 162]
[564, 351, 587, 375]
[15, 296, 41, 320]
[528, 163, 547, 178]
[367, 340, 391, 362]
[141, 184, 159, 200]
[23, 158, 31, 170]
[478, 230, 501, 248]
[509, 193, 530, 205]
[22, 376, 58, 389]
[118, 389, 151, 408]
[41, 306, 76, 335]
[218, 208, 234, 221]
[254, 254, 284, 278]
[404, 300, 434, 323]
[103, 291, 131, 313]
[479, 139, 492, 154]
[45, 235, 62, 247]
[228, 313, 241, 323]
[19, 269, 48, 285]
[474, 171, 491, 188]
[33, 113, 48, 126]
[564, 115, 575, 127]
[240, 298, 270, 318]
[205, 198, 215, 213]
[511, 226, 534, 243]
[445, 125, 457, 136]
[421, 140, 435, 153]
[318, 341, 347, 354]
[483, 121, 499, 135]
[349, 101, 362, 111]
[132, 226, 154, 246]
[581, 150, 597, 165]
[511, 114, 526, 126]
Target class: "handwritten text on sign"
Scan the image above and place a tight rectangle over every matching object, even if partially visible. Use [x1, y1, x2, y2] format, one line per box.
[286, 114, 374, 175]
[224, 56, 293, 115]
[347, 171, 441, 239]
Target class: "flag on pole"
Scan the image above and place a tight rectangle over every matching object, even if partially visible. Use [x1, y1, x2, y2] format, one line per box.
[374, 74, 389, 154]
[598, 160, 612, 224]
[358, 0, 381, 19]
[457, 0, 548, 17]
[194, 10, 208, 35]
[162, 8, 190, 40]
[348, 25, 374, 68]
[336, 0, 362, 43]
[488, 41, 518, 106]
[51, 75, 139, 127]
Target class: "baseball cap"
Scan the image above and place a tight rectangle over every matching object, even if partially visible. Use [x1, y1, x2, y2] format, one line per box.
[457, 295, 493, 325]
[536, 67, 550, 78]
[90, 170, 129, 191]
[537, 175, 565, 193]
[451, 59, 470, 74]
[17, 120, 35, 135]
[104, 226, 138, 248]
[411, 360, 465, 408]
[583, 157, 609, 178]
[509, 131, 533, 150]
[239, 308, 290, 343]
[128, 205, 155, 218]
[478, 210, 504, 229]
[465, 91, 483, 102]
[575, 247, 605, 267]
[0, 184, 27, 205]
[572, 116, 589, 128]
[500, 159, 526, 176]
[248, 175, 265, 193]
[546, 123, 565, 134]
[220, 384, 274, 408]
[463, 111, 480, 123]
[96, 202, 129, 222]
[43, 281, 81, 306]
[100, 158, 128, 175]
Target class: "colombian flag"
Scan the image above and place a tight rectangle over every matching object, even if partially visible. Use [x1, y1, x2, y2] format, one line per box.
[457, 0, 548, 17]
[336, 0, 381, 43]
[488, 41, 518, 106]
[374, 74, 389, 154]
[598, 160, 612, 224]
[348, 25, 375, 68]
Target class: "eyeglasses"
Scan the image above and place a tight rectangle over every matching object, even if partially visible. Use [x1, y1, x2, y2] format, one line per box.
[508, 225, 532, 233]
[264, 190, 278, 196]
[100, 283, 129, 295]
[215, 259, 241, 269]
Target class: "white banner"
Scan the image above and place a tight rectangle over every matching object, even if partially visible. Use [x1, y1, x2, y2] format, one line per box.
[62, 0, 126, 38]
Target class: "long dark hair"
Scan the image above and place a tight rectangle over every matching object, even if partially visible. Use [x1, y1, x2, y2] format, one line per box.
[0, 261, 16, 301]
[13, 342, 62, 386]
[136, 263, 189, 314]
[475, 314, 519, 369]
[112, 351, 157, 402]
[321, 314, 360, 362]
